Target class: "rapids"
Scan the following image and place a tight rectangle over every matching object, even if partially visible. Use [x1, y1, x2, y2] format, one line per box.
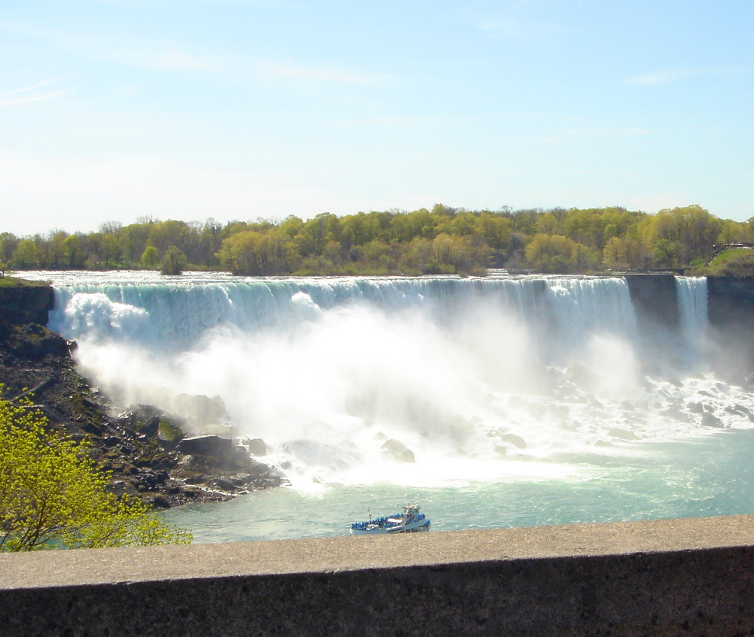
[22, 270, 754, 541]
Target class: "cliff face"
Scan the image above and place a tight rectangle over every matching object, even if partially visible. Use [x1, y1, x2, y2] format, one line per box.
[706, 277, 754, 380]
[623, 274, 679, 331]
[0, 284, 55, 326]
[0, 281, 282, 509]
[706, 277, 754, 328]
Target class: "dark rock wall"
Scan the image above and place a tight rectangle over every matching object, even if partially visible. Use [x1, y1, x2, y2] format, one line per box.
[623, 274, 679, 331]
[706, 277, 754, 328]
[0, 285, 55, 326]
[706, 277, 754, 376]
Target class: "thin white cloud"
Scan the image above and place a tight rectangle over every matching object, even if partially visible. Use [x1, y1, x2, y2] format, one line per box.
[0, 20, 217, 74]
[564, 126, 651, 137]
[0, 89, 71, 107]
[2, 78, 61, 97]
[534, 126, 651, 143]
[257, 61, 392, 86]
[328, 116, 439, 128]
[0, 76, 74, 106]
[114, 47, 217, 72]
[625, 66, 749, 86]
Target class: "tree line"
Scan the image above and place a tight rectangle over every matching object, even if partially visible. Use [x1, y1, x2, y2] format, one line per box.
[2, 204, 752, 276]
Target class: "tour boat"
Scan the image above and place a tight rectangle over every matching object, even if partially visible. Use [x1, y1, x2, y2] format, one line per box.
[350, 504, 430, 535]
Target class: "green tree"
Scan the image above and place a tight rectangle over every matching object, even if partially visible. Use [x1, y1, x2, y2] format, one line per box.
[161, 246, 187, 275]
[63, 235, 86, 268]
[652, 239, 681, 268]
[0, 388, 190, 551]
[101, 234, 122, 267]
[140, 246, 160, 269]
[525, 234, 592, 273]
[12, 240, 38, 269]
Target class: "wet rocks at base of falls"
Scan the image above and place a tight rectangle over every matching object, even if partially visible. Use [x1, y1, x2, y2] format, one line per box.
[110, 407, 285, 505]
[380, 438, 416, 463]
[0, 316, 285, 509]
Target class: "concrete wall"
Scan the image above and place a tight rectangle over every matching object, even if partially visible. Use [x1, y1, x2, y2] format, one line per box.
[3, 515, 754, 636]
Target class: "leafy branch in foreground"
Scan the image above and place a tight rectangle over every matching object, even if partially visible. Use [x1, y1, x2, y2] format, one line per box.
[0, 385, 191, 551]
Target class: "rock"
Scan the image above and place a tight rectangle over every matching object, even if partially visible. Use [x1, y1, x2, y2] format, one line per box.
[213, 478, 236, 492]
[661, 407, 689, 422]
[380, 439, 416, 463]
[726, 403, 751, 416]
[500, 433, 527, 449]
[702, 413, 723, 428]
[608, 427, 638, 441]
[178, 435, 233, 459]
[565, 363, 594, 385]
[145, 494, 171, 509]
[230, 473, 252, 486]
[81, 421, 104, 436]
[588, 397, 604, 409]
[243, 438, 268, 457]
[157, 419, 185, 450]
[619, 401, 635, 411]
[281, 440, 361, 471]
[172, 393, 229, 429]
[686, 402, 704, 414]
[136, 416, 160, 438]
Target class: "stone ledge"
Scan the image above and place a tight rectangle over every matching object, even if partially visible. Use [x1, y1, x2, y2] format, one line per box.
[2, 515, 754, 636]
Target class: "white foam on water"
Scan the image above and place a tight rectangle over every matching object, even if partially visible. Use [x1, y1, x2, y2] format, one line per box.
[23, 270, 754, 494]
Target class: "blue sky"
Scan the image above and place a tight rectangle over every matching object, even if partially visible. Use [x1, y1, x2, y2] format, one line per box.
[1, 0, 753, 235]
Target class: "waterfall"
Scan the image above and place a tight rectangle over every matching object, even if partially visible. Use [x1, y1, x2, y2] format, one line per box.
[676, 276, 708, 344]
[48, 274, 637, 360]
[27, 270, 753, 491]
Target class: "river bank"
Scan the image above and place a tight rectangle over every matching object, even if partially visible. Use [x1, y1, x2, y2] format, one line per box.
[0, 278, 283, 509]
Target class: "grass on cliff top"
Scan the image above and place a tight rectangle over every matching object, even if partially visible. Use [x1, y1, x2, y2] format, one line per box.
[0, 274, 50, 288]
[690, 248, 754, 277]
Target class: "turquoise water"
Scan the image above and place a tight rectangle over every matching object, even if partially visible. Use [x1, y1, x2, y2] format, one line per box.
[165, 428, 754, 543]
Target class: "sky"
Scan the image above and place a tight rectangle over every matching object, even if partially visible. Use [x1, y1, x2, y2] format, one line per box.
[1, 0, 753, 235]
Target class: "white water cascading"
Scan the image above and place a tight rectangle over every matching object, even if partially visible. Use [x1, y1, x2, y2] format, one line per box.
[26, 270, 747, 488]
[22, 270, 754, 540]
[676, 275, 709, 344]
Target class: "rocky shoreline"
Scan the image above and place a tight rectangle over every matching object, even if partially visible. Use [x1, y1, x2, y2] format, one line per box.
[0, 283, 284, 509]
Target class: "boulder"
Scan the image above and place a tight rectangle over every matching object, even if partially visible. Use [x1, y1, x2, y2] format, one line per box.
[172, 393, 229, 429]
[661, 407, 689, 422]
[244, 438, 269, 457]
[380, 439, 416, 463]
[137, 416, 160, 438]
[500, 433, 527, 449]
[608, 427, 638, 441]
[702, 413, 723, 428]
[281, 440, 360, 471]
[178, 435, 233, 459]
[157, 420, 185, 450]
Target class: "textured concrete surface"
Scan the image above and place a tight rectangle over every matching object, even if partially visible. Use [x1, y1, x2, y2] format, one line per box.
[2, 515, 754, 636]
